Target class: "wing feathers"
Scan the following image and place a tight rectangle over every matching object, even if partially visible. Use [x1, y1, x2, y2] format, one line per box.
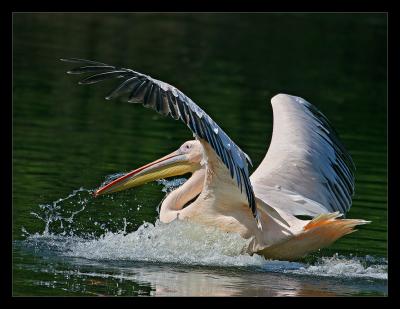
[251, 94, 355, 216]
[61, 58, 258, 222]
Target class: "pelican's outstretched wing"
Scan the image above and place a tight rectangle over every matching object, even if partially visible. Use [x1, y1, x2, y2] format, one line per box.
[250, 94, 355, 217]
[61, 58, 258, 223]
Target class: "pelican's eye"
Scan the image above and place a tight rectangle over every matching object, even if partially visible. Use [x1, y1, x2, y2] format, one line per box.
[181, 143, 192, 153]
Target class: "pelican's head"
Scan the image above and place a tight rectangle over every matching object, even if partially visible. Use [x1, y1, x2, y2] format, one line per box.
[95, 140, 203, 196]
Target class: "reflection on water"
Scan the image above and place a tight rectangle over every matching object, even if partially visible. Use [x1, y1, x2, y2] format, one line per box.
[13, 13, 387, 296]
[14, 242, 387, 297]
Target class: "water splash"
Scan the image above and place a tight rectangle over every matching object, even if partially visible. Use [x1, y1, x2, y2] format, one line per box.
[285, 253, 387, 280]
[25, 219, 260, 266]
[29, 187, 93, 236]
[99, 172, 127, 187]
[22, 175, 387, 281]
[157, 178, 187, 193]
[24, 171, 157, 238]
[22, 219, 387, 280]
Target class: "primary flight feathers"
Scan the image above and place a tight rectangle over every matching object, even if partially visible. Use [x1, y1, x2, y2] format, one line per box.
[60, 58, 259, 223]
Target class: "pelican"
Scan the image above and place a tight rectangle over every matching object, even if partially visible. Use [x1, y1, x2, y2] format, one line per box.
[61, 58, 369, 261]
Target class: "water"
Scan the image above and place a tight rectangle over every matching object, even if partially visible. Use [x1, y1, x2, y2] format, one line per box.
[13, 13, 387, 296]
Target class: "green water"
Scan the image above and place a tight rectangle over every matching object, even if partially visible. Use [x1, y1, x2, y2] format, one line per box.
[13, 13, 387, 296]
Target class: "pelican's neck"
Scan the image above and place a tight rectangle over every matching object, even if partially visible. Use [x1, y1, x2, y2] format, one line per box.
[159, 169, 205, 222]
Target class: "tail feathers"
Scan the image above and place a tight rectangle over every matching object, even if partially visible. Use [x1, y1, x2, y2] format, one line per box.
[304, 211, 370, 238]
[257, 212, 370, 261]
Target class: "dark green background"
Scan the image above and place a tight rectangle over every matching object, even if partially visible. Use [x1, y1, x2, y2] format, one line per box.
[13, 13, 387, 296]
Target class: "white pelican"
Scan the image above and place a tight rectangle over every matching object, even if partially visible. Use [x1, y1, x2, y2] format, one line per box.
[61, 58, 369, 261]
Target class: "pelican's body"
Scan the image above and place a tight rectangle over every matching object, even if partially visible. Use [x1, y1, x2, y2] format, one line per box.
[62, 58, 369, 260]
[154, 140, 363, 260]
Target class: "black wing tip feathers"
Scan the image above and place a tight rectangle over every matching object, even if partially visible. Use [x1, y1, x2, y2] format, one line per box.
[303, 96, 355, 213]
[62, 57, 258, 223]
